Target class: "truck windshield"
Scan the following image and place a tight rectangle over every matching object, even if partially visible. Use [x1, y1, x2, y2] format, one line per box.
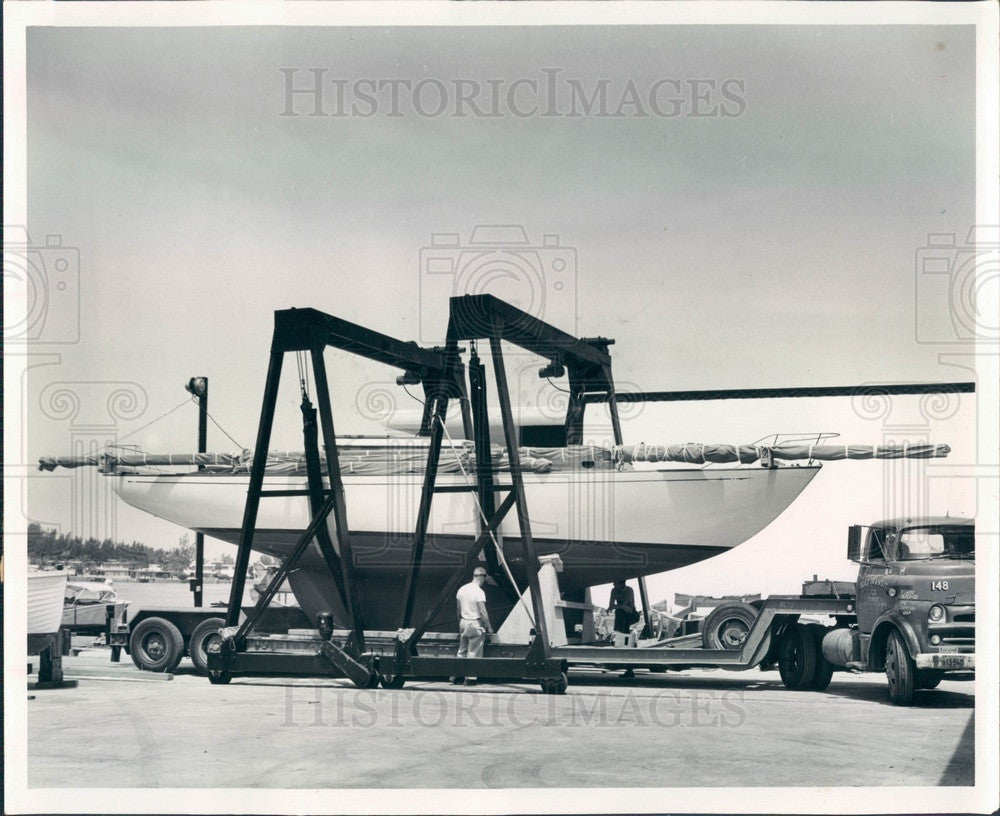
[896, 526, 975, 560]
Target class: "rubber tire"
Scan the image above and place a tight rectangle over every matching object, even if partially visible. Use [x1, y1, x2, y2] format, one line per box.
[915, 669, 945, 690]
[777, 623, 818, 690]
[189, 617, 226, 675]
[380, 674, 406, 690]
[701, 602, 758, 651]
[805, 624, 835, 691]
[129, 617, 184, 673]
[885, 629, 916, 705]
[541, 672, 569, 695]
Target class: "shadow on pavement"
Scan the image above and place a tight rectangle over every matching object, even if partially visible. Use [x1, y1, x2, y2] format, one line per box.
[939, 715, 975, 786]
[565, 669, 976, 708]
[169, 664, 976, 711]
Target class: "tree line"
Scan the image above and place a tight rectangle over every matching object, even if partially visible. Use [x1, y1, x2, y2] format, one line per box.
[27, 522, 197, 573]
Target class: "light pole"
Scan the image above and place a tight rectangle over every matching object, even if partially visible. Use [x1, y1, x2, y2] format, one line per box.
[185, 376, 208, 607]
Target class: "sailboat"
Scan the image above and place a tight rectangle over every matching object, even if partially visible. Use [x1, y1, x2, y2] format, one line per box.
[36, 296, 961, 632]
[40, 438, 949, 630]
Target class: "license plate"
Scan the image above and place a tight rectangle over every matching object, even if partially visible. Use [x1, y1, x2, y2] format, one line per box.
[936, 655, 968, 669]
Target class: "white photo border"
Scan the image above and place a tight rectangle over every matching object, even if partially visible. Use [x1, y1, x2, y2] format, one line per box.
[4, 2, 998, 814]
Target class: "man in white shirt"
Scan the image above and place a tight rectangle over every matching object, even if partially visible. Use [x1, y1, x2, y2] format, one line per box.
[451, 566, 493, 686]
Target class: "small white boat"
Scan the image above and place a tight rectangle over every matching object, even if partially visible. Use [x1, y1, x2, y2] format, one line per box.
[62, 580, 118, 634]
[28, 572, 68, 636]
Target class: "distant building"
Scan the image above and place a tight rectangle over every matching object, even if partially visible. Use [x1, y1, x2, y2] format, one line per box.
[97, 562, 134, 581]
[134, 564, 177, 581]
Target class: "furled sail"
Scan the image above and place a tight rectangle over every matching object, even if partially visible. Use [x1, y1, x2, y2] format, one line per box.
[39, 440, 951, 476]
[612, 442, 952, 466]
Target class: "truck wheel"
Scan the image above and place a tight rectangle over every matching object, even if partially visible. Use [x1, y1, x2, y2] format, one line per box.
[915, 669, 945, 690]
[777, 623, 817, 690]
[885, 629, 916, 705]
[128, 617, 184, 673]
[189, 617, 226, 675]
[805, 624, 835, 691]
[701, 602, 759, 651]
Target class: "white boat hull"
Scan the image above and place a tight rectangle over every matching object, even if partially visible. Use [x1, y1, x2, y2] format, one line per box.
[28, 572, 68, 636]
[111, 464, 820, 629]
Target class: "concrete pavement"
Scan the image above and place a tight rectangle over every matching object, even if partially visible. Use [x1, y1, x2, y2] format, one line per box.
[25, 647, 974, 788]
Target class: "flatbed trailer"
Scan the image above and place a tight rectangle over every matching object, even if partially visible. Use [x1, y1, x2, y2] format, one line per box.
[204, 591, 845, 679]
[207, 545, 974, 706]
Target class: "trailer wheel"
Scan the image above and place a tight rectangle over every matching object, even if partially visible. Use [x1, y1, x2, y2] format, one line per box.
[915, 669, 945, 690]
[540, 672, 568, 695]
[777, 623, 817, 690]
[129, 617, 184, 673]
[805, 624, 835, 691]
[701, 602, 758, 651]
[885, 629, 916, 705]
[189, 617, 226, 675]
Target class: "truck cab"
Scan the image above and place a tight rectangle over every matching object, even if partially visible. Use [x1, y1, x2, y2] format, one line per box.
[848, 516, 975, 702]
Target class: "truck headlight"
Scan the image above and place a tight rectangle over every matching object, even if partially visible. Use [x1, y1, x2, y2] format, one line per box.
[928, 604, 945, 623]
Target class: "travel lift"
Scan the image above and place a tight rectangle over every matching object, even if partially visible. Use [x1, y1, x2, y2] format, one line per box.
[206, 294, 973, 691]
[207, 294, 649, 692]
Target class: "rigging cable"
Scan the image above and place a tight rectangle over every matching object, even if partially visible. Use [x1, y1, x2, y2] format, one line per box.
[191, 398, 247, 451]
[546, 376, 571, 395]
[116, 397, 193, 443]
[295, 350, 311, 400]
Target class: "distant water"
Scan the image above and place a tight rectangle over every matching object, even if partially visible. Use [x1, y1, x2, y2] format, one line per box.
[109, 580, 255, 609]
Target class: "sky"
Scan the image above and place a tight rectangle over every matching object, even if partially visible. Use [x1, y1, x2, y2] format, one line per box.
[20, 23, 984, 605]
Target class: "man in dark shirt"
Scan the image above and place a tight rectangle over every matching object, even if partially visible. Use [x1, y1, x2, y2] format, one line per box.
[608, 579, 642, 678]
[608, 580, 640, 634]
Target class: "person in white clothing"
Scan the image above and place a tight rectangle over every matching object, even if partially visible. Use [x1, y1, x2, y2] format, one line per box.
[451, 566, 493, 686]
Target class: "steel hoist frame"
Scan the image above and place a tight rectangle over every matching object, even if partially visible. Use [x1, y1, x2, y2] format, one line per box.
[207, 306, 467, 685]
[208, 296, 633, 690]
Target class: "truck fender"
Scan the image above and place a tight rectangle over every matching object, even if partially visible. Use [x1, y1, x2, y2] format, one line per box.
[867, 615, 921, 671]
